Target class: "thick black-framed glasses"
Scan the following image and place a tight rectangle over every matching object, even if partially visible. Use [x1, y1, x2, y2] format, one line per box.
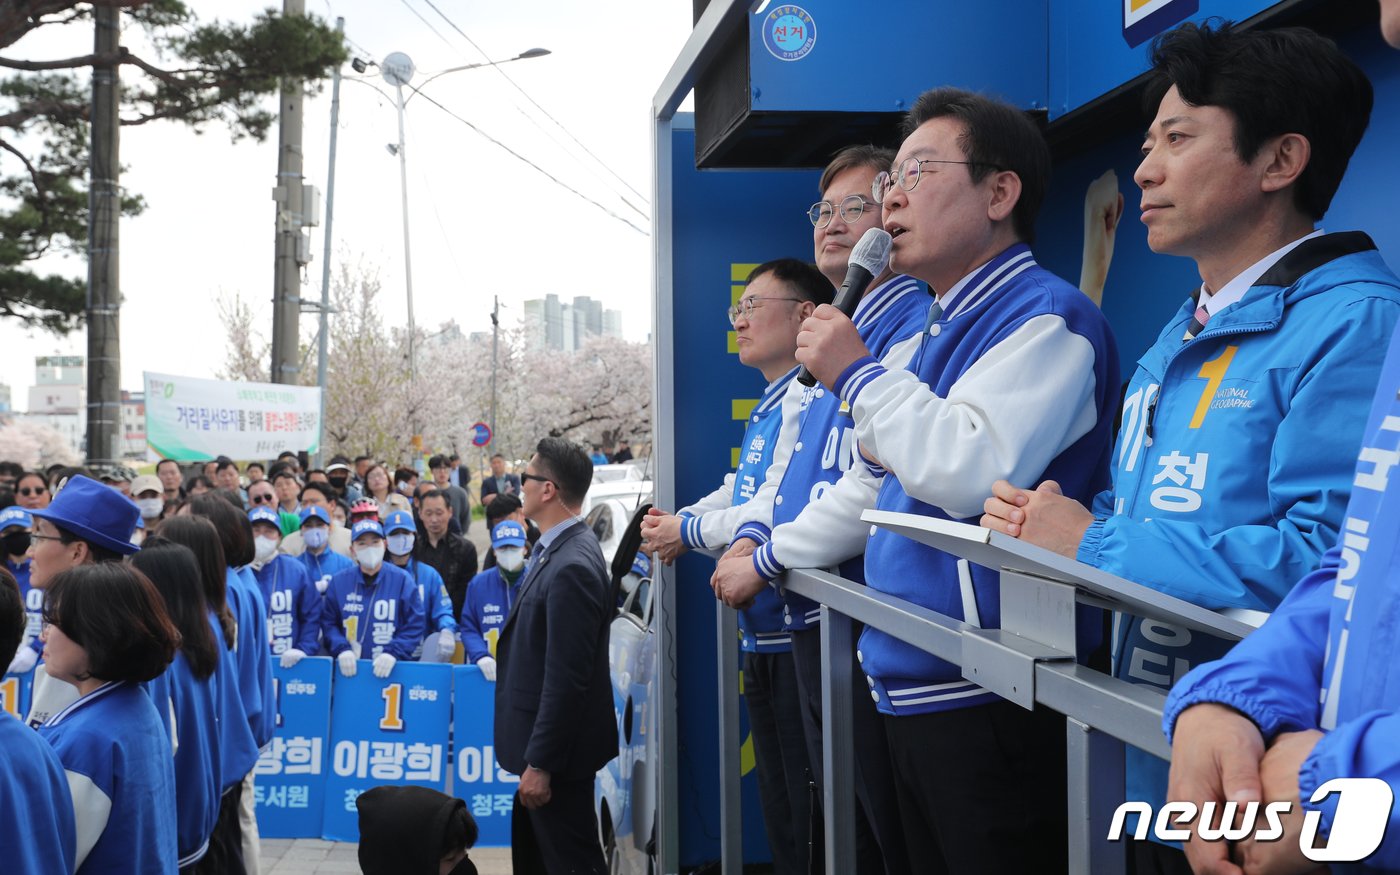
[808, 194, 878, 228]
[727, 296, 805, 327]
[871, 156, 1004, 203]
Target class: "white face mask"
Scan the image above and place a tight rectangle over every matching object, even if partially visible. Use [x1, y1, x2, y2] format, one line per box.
[254, 535, 280, 564]
[302, 526, 329, 550]
[137, 497, 164, 519]
[356, 544, 385, 572]
[387, 533, 415, 556]
[496, 546, 525, 572]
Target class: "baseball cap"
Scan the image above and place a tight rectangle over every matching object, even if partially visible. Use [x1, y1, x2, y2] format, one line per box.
[248, 506, 281, 528]
[0, 506, 33, 532]
[383, 510, 415, 535]
[491, 520, 527, 549]
[327, 461, 351, 473]
[131, 474, 163, 497]
[299, 506, 331, 526]
[351, 519, 385, 541]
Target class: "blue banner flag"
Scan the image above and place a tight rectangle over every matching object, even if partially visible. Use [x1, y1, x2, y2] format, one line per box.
[451, 664, 518, 847]
[254, 657, 333, 838]
[321, 660, 453, 841]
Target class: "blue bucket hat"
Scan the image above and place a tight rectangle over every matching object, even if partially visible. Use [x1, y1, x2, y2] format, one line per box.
[491, 520, 527, 549]
[0, 506, 33, 532]
[383, 510, 416, 535]
[248, 506, 281, 528]
[351, 519, 385, 541]
[631, 551, 652, 579]
[29, 475, 140, 556]
[299, 506, 331, 526]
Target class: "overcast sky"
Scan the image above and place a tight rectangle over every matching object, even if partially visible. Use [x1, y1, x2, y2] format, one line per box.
[0, 0, 695, 410]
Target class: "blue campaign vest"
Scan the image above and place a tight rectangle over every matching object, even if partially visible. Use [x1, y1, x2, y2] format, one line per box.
[323, 562, 426, 661]
[145, 653, 220, 864]
[460, 566, 520, 662]
[772, 275, 927, 631]
[298, 546, 355, 594]
[254, 555, 322, 656]
[0, 710, 75, 875]
[858, 246, 1119, 715]
[733, 367, 796, 653]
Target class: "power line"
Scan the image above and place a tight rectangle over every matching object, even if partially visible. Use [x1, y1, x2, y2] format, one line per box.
[407, 86, 647, 236]
[412, 0, 650, 209]
[395, 0, 457, 51]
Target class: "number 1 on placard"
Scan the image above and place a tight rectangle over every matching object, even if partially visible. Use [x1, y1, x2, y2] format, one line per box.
[0, 677, 17, 718]
[380, 682, 405, 731]
[484, 627, 500, 659]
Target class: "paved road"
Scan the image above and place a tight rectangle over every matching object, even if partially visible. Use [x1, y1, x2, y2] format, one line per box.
[262, 838, 513, 874]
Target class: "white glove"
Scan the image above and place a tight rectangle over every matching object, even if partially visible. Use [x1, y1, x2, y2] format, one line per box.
[280, 648, 307, 669]
[337, 650, 358, 677]
[315, 576, 329, 594]
[372, 652, 397, 678]
[436, 632, 457, 661]
[7, 646, 38, 676]
[476, 656, 497, 682]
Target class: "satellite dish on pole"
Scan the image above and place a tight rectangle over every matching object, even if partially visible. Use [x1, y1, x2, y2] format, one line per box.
[381, 51, 416, 87]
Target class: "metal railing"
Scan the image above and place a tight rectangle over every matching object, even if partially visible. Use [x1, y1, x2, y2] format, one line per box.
[713, 514, 1254, 874]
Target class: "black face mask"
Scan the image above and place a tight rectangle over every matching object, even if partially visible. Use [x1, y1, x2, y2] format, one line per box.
[1, 531, 31, 556]
[328, 475, 348, 490]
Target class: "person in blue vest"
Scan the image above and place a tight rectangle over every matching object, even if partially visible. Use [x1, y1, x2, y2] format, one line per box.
[643, 257, 833, 875]
[38, 561, 180, 874]
[134, 539, 226, 870]
[980, 22, 1400, 874]
[1, 505, 44, 677]
[383, 509, 457, 663]
[295, 505, 354, 595]
[323, 518, 425, 678]
[790, 87, 1121, 873]
[460, 519, 530, 682]
[249, 506, 322, 665]
[712, 146, 930, 875]
[0, 567, 76, 875]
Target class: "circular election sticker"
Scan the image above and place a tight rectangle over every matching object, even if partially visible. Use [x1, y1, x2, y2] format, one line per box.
[762, 5, 816, 62]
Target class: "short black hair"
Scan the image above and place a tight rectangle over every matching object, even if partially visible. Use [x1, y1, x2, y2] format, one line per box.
[0, 567, 24, 668]
[490, 453, 504, 462]
[428, 454, 449, 469]
[1144, 20, 1372, 221]
[746, 259, 835, 306]
[393, 467, 417, 485]
[354, 455, 372, 464]
[190, 492, 255, 568]
[486, 493, 522, 527]
[245, 462, 264, 474]
[53, 524, 124, 565]
[904, 87, 1051, 244]
[43, 563, 179, 683]
[184, 474, 215, 494]
[272, 469, 299, 485]
[533, 437, 592, 507]
[132, 539, 218, 680]
[418, 488, 450, 511]
[278, 451, 298, 461]
[158, 515, 236, 649]
[156, 458, 181, 474]
[214, 456, 238, 474]
[300, 481, 332, 503]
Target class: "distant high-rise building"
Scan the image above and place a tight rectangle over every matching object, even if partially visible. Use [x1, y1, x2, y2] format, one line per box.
[524, 294, 621, 350]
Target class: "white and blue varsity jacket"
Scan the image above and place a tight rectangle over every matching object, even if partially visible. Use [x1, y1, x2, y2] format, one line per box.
[226, 566, 275, 747]
[844, 245, 1119, 715]
[732, 275, 928, 632]
[679, 366, 801, 652]
[0, 709, 75, 875]
[39, 681, 178, 874]
[321, 562, 426, 661]
[145, 651, 221, 865]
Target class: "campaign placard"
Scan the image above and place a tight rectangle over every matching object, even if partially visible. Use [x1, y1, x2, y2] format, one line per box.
[451, 664, 518, 847]
[254, 657, 333, 838]
[0, 667, 33, 721]
[321, 660, 453, 841]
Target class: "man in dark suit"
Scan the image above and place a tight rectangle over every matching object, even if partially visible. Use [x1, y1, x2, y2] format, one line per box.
[494, 437, 617, 874]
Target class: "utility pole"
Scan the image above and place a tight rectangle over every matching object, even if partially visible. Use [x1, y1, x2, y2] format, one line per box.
[314, 16, 345, 468]
[270, 0, 307, 385]
[490, 294, 499, 443]
[85, 6, 121, 467]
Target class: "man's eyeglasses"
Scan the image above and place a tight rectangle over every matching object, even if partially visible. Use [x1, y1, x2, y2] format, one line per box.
[871, 156, 1004, 204]
[808, 195, 879, 228]
[29, 533, 63, 545]
[18, 487, 47, 497]
[727, 296, 805, 327]
[251, 493, 276, 504]
[520, 473, 554, 487]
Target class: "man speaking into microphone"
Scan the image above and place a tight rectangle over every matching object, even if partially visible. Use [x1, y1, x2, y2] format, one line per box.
[773, 88, 1119, 873]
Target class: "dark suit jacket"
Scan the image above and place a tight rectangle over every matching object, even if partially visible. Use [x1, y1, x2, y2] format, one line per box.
[494, 519, 618, 780]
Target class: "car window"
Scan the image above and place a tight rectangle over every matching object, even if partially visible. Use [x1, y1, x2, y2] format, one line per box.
[586, 504, 613, 543]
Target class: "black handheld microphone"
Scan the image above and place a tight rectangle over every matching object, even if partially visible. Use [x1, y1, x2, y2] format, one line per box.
[797, 227, 893, 387]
